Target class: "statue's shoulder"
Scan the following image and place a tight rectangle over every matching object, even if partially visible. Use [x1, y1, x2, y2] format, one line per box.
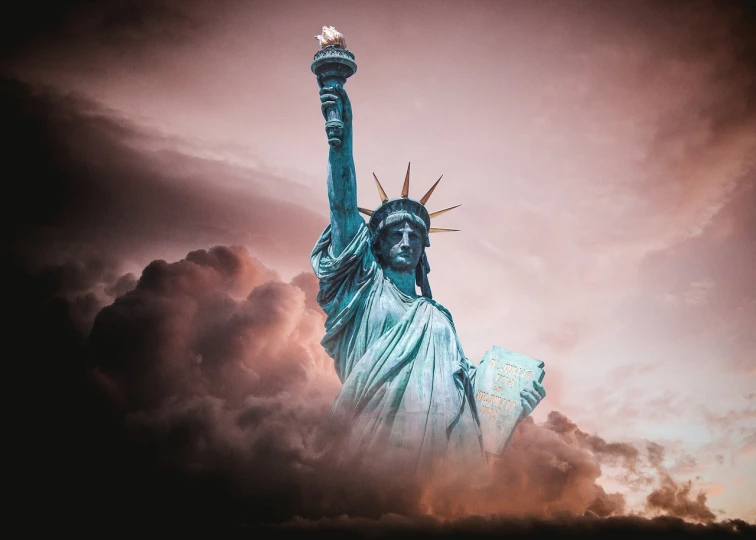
[425, 298, 455, 327]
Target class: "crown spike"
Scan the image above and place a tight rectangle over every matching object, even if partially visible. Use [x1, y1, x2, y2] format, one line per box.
[401, 162, 411, 198]
[373, 173, 388, 202]
[358, 207, 374, 216]
[419, 175, 443, 205]
[429, 227, 461, 233]
[429, 204, 461, 219]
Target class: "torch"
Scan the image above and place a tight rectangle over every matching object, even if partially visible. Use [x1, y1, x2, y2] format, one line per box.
[311, 26, 357, 147]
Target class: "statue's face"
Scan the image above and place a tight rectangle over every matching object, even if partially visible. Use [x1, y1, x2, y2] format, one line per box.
[377, 220, 424, 272]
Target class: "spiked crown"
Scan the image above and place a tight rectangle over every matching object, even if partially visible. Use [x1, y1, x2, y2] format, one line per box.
[357, 163, 460, 237]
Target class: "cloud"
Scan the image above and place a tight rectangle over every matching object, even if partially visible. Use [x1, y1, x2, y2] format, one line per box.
[89, 245, 326, 410]
[84, 245, 432, 524]
[420, 415, 625, 519]
[82, 247, 717, 527]
[1, 0, 216, 64]
[7, 228, 724, 533]
[545, 411, 640, 469]
[642, 442, 717, 522]
[0, 76, 325, 274]
[646, 475, 717, 523]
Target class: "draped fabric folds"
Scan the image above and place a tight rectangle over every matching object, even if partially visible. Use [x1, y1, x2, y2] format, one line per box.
[311, 222, 485, 473]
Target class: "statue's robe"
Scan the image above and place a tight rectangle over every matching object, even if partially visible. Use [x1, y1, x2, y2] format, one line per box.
[311, 222, 485, 473]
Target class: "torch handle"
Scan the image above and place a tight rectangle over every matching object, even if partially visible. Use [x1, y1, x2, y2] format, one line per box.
[312, 42, 356, 148]
[321, 76, 346, 147]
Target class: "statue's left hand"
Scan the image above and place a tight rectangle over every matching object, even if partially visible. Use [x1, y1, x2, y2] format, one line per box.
[520, 381, 546, 418]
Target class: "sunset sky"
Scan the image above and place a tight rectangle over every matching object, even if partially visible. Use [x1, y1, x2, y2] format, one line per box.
[4, 0, 754, 533]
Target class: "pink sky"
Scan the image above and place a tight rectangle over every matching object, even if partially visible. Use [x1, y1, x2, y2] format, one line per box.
[8, 0, 755, 520]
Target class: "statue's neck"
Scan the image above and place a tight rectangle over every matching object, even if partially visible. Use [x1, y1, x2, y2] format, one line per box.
[383, 267, 418, 297]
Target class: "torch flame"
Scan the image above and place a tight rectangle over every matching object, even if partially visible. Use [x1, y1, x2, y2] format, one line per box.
[315, 26, 346, 48]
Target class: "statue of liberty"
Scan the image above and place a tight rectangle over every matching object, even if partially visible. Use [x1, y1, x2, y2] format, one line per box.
[310, 28, 545, 475]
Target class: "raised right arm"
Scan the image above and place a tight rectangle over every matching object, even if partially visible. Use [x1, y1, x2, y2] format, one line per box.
[320, 83, 363, 256]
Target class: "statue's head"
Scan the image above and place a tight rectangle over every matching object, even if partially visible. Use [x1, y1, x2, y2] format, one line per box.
[371, 212, 428, 273]
[361, 164, 460, 299]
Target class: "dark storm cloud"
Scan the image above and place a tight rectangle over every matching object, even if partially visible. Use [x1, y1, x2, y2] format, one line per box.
[1, 0, 213, 63]
[81, 244, 642, 525]
[1, 1, 90, 60]
[0, 71, 334, 532]
[80, 247, 721, 527]
[1, 76, 324, 271]
[86, 245, 428, 523]
[11, 237, 721, 532]
[33, 256, 127, 332]
[89, 245, 309, 410]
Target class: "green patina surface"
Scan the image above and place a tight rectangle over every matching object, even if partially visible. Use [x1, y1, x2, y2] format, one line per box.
[310, 41, 544, 473]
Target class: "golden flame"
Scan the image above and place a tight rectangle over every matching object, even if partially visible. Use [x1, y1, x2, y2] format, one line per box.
[315, 26, 346, 48]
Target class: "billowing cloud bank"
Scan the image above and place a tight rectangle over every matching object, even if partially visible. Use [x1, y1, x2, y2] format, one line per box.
[18, 238, 742, 535]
